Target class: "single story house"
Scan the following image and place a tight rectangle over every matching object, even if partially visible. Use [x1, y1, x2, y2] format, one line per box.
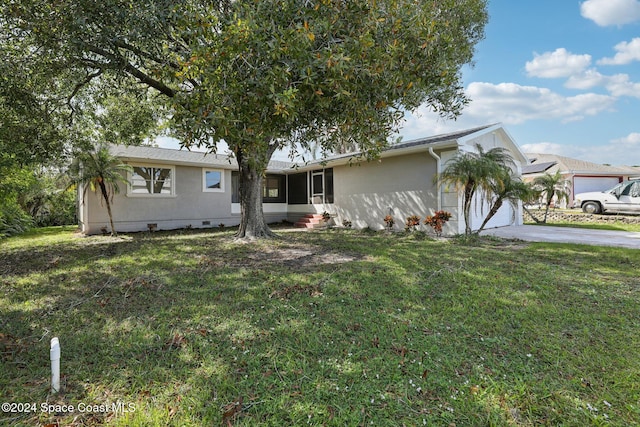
[523, 153, 640, 207]
[77, 123, 528, 235]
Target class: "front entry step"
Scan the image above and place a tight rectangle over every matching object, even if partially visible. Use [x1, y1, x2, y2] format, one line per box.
[294, 214, 326, 229]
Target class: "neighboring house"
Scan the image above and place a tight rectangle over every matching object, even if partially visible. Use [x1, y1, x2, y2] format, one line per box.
[523, 153, 640, 207]
[77, 123, 528, 236]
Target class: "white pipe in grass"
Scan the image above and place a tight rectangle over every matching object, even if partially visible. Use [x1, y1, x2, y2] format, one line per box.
[50, 337, 60, 393]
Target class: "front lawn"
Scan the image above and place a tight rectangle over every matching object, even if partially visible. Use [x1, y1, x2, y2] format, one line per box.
[527, 221, 640, 233]
[1, 228, 639, 426]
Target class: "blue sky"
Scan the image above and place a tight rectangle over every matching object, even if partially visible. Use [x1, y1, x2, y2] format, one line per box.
[400, 0, 640, 166]
[159, 0, 640, 165]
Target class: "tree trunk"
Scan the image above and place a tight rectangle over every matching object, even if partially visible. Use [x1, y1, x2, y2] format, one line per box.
[477, 198, 503, 234]
[522, 206, 542, 223]
[99, 181, 117, 236]
[235, 145, 278, 240]
[462, 183, 475, 235]
[543, 199, 552, 223]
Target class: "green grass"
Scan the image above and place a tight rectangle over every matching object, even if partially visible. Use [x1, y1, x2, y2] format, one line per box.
[526, 221, 640, 232]
[1, 227, 639, 426]
[524, 209, 640, 232]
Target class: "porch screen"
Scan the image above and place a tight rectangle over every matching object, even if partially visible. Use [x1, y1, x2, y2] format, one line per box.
[324, 168, 334, 203]
[287, 172, 308, 204]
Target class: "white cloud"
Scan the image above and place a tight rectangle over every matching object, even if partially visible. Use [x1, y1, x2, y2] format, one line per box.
[399, 82, 617, 141]
[400, 98, 640, 165]
[398, 106, 475, 141]
[598, 38, 640, 65]
[603, 73, 640, 97]
[580, 0, 640, 26]
[565, 70, 640, 98]
[521, 142, 568, 156]
[571, 133, 640, 165]
[565, 69, 607, 89]
[464, 82, 616, 124]
[525, 48, 591, 78]
[612, 132, 640, 145]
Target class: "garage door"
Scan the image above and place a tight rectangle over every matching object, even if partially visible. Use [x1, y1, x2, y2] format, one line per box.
[470, 193, 515, 231]
[574, 177, 621, 195]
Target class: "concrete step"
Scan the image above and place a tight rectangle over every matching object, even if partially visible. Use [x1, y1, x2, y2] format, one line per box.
[294, 214, 326, 228]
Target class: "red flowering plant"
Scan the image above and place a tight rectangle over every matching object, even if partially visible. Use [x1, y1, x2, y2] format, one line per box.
[405, 215, 421, 231]
[424, 210, 452, 236]
[383, 215, 395, 230]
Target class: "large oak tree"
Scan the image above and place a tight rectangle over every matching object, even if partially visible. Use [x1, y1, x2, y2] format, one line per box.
[2, 0, 488, 239]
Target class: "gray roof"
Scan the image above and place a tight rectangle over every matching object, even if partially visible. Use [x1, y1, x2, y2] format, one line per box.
[390, 124, 496, 151]
[109, 144, 294, 171]
[522, 161, 557, 174]
[524, 153, 638, 175]
[108, 124, 503, 171]
[303, 123, 499, 165]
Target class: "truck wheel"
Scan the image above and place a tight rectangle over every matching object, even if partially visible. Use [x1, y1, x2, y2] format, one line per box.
[582, 201, 601, 214]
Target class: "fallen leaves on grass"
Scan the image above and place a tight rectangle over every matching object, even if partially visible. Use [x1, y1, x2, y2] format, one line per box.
[269, 283, 323, 299]
[165, 333, 187, 350]
[0, 333, 27, 361]
[222, 396, 244, 426]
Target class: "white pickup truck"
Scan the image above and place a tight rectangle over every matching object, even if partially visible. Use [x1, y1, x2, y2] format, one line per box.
[574, 180, 640, 214]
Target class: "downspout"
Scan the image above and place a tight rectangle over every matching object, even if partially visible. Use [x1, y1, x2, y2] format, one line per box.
[428, 147, 442, 211]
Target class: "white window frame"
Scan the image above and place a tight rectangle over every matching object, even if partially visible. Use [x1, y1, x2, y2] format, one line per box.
[202, 169, 225, 193]
[127, 164, 176, 198]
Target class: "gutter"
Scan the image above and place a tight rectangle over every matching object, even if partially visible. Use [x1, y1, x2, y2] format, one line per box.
[428, 147, 442, 211]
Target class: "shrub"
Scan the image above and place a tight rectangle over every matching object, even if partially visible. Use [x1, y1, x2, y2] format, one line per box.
[424, 210, 452, 236]
[383, 215, 395, 230]
[405, 215, 421, 231]
[0, 202, 33, 238]
[342, 219, 352, 228]
[35, 188, 76, 226]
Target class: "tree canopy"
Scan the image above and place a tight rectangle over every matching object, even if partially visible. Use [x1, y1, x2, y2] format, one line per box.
[2, 0, 489, 238]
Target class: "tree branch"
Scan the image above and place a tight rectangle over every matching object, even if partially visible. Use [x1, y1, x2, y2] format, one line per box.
[112, 39, 179, 70]
[87, 45, 177, 98]
[66, 69, 103, 122]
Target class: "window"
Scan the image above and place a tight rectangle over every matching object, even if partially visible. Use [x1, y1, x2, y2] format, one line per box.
[130, 166, 174, 196]
[203, 169, 224, 192]
[232, 172, 240, 203]
[231, 172, 286, 203]
[263, 175, 286, 203]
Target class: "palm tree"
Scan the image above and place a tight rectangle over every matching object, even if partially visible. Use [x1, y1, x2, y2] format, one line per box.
[68, 144, 132, 236]
[437, 144, 515, 234]
[531, 171, 571, 223]
[477, 168, 531, 233]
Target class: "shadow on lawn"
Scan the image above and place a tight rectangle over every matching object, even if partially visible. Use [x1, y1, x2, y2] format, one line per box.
[1, 230, 374, 423]
[2, 230, 639, 425]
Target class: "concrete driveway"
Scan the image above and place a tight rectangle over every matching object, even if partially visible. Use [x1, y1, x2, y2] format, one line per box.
[483, 225, 640, 249]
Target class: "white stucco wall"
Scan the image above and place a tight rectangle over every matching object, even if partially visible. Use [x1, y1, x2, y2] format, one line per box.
[329, 152, 441, 231]
[80, 164, 286, 234]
